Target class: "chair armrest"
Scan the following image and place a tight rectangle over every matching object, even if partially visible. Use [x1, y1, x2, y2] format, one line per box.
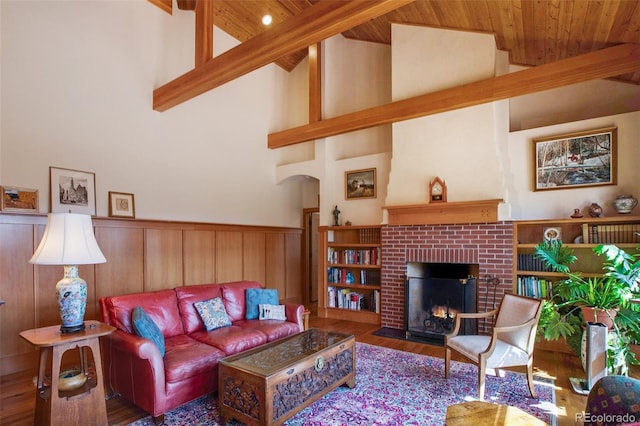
[285, 304, 305, 332]
[447, 309, 498, 337]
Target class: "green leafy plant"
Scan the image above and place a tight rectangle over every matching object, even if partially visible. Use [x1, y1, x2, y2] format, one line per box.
[534, 239, 640, 375]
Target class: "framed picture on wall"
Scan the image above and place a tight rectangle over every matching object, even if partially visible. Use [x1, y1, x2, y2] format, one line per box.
[345, 168, 376, 200]
[108, 191, 135, 218]
[0, 186, 39, 213]
[533, 127, 617, 191]
[50, 166, 97, 215]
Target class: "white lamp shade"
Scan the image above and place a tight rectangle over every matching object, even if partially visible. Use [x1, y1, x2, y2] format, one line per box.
[30, 213, 106, 265]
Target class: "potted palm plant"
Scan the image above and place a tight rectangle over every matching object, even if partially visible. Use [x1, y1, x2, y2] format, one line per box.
[534, 239, 640, 375]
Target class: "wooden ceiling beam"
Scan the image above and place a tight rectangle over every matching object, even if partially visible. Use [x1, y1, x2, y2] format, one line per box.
[153, 0, 414, 111]
[268, 43, 640, 149]
[195, 0, 214, 67]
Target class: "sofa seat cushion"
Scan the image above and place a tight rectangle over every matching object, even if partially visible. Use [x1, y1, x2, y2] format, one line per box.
[163, 335, 227, 384]
[190, 325, 267, 355]
[175, 283, 224, 335]
[234, 319, 300, 342]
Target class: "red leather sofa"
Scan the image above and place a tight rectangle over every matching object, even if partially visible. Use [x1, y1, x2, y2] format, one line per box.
[99, 280, 304, 423]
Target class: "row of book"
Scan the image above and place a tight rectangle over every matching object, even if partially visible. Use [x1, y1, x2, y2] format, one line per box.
[582, 223, 640, 244]
[327, 247, 380, 265]
[516, 254, 552, 272]
[327, 267, 381, 285]
[327, 286, 380, 313]
[516, 276, 553, 299]
[358, 228, 381, 244]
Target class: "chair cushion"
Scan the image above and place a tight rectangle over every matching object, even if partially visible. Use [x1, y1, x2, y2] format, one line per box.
[245, 288, 279, 320]
[193, 297, 232, 331]
[447, 335, 529, 368]
[258, 303, 286, 320]
[189, 325, 267, 355]
[132, 306, 165, 357]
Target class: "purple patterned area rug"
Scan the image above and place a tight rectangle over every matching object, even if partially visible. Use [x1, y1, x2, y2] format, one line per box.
[129, 342, 557, 426]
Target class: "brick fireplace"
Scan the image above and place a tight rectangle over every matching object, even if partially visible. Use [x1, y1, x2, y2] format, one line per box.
[380, 222, 514, 331]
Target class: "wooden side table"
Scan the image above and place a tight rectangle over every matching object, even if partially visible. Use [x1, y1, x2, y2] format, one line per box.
[19, 320, 115, 426]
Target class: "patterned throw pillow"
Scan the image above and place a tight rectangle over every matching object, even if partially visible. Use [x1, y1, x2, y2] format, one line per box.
[132, 306, 165, 357]
[194, 297, 232, 331]
[258, 303, 287, 320]
[245, 288, 279, 320]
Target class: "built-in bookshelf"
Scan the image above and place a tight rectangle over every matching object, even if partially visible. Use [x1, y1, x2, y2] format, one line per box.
[513, 216, 640, 299]
[318, 225, 382, 325]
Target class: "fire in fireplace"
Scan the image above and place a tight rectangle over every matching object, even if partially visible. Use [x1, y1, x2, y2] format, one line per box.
[405, 262, 478, 342]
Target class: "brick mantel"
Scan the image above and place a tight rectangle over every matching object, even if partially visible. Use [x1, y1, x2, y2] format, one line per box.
[380, 222, 514, 330]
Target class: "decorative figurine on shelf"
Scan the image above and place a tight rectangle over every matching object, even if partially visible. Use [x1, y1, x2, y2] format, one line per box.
[588, 202, 603, 218]
[571, 208, 583, 219]
[332, 205, 341, 226]
[613, 194, 638, 214]
[345, 220, 352, 226]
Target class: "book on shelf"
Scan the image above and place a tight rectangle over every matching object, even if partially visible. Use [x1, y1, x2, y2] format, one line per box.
[582, 223, 640, 244]
[327, 247, 380, 265]
[327, 286, 379, 313]
[358, 227, 381, 244]
[516, 253, 551, 272]
[517, 276, 553, 299]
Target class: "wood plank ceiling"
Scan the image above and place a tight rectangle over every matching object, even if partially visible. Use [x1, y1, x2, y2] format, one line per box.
[166, 0, 640, 85]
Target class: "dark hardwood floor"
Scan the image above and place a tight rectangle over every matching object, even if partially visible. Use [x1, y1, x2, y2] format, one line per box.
[1, 311, 638, 425]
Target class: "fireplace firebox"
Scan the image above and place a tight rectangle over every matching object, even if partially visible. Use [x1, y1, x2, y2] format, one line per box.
[405, 262, 478, 341]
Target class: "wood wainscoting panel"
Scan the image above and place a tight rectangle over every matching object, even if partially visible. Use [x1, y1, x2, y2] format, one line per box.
[243, 232, 266, 284]
[216, 231, 243, 283]
[144, 228, 183, 291]
[0, 213, 302, 376]
[266, 233, 286, 298]
[183, 230, 216, 285]
[0, 221, 37, 375]
[95, 226, 145, 300]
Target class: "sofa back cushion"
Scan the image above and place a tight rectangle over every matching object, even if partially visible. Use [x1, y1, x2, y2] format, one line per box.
[100, 289, 184, 338]
[175, 283, 223, 334]
[220, 281, 262, 322]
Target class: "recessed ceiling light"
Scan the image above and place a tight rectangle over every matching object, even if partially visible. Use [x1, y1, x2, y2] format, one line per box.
[262, 14, 272, 26]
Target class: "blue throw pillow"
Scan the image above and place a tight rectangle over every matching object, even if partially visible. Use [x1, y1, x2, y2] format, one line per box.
[132, 306, 165, 357]
[194, 297, 232, 331]
[245, 288, 279, 320]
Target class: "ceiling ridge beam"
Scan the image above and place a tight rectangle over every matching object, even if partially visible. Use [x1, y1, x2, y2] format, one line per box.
[268, 43, 640, 149]
[153, 0, 414, 111]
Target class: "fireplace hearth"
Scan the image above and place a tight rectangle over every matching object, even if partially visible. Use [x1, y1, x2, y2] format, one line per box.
[405, 262, 478, 341]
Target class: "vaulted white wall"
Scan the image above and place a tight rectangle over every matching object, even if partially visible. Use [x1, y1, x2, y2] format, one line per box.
[0, 0, 306, 227]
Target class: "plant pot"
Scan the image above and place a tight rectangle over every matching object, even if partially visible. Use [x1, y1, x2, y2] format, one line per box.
[580, 306, 617, 330]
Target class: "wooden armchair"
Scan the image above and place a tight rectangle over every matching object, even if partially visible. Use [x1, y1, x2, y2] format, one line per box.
[444, 293, 543, 400]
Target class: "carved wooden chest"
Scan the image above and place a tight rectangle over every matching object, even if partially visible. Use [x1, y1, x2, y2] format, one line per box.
[219, 328, 355, 425]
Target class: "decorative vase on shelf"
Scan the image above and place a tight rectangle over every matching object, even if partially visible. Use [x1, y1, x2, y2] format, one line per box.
[588, 203, 603, 218]
[613, 194, 638, 214]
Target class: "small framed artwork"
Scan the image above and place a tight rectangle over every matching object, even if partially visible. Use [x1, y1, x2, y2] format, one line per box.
[50, 167, 96, 215]
[1, 186, 39, 213]
[108, 191, 135, 218]
[345, 168, 376, 200]
[533, 127, 617, 191]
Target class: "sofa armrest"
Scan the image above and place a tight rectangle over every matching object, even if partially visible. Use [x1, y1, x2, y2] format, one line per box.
[104, 330, 166, 408]
[285, 304, 305, 332]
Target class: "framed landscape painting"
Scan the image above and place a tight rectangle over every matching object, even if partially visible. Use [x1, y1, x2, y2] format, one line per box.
[50, 166, 97, 215]
[533, 127, 617, 191]
[1, 186, 39, 213]
[345, 168, 376, 200]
